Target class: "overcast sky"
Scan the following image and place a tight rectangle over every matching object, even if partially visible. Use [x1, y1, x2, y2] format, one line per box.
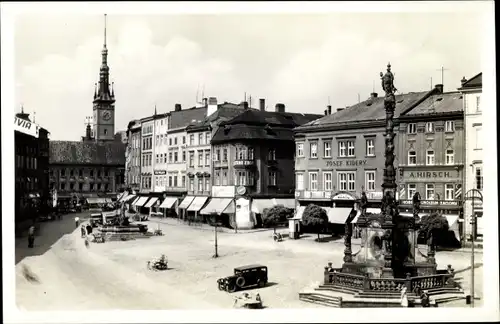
[12, 3, 492, 141]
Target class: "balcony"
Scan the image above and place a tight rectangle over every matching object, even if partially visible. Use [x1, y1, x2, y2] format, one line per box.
[233, 159, 255, 169]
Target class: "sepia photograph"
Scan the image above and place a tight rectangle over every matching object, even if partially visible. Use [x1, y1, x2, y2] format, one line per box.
[2, 1, 498, 323]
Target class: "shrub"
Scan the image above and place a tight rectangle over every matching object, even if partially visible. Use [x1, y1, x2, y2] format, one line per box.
[419, 212, 449, 248]
[262, 205, 294, 233]
[302, 204, 328, 241]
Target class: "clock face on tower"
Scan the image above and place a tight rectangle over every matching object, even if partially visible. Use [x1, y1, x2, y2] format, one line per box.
[102, 110, 112, 121]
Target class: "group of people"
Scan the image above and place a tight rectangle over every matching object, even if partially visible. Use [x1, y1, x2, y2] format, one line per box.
[80, 223, 93, 238]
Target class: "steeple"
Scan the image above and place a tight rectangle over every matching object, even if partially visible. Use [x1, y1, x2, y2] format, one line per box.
[94, 13, 115, 104]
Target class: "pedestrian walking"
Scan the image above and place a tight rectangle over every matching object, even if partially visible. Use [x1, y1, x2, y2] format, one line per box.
[86, 224, 93, 235]
[28, 225, 35, 248]
[75, 216, 80, 228]
[81, 225, 86, 238]
[400, 286, 408, 307]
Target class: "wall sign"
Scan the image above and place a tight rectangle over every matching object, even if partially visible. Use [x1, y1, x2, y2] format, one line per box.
[15, 117, 40, 138]
[154, 170, 167, 175]
[234, 160, 254, 166]
[332, 193, 356, 200]
[212, 185, 235, 198]
[407, 171, 453, 179]
[326, 159, 367, 167]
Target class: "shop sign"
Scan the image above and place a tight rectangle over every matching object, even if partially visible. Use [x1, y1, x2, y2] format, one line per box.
[326, 159, 367, 167]
[332, 193, 356, 200]
[406, 171, 453, 179]
[15, 116, 40, 138]
[366, 191, 383, 200]
[154, 170, 167, 175]
[212, 185, 235, 198]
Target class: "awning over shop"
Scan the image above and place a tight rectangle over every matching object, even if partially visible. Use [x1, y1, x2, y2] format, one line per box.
[134, 197, 149, 207]
[272, 198, 296, 209]
[295, 206, 306, 220]
[117, 192, 127, 201]
[122, 195, 136, 203]
[398, 212, 415, 217]
[159, 197, 177, 209]
[200, 198, 233, 215]
[144, 197, 159, 208]
[251, 199, 275, 214]
[444, 215, 459, 227]
[87, 197, 107, 204]
[129, 196, 140, 205]
[327, 207, 352, 224]
[351, 208, 381, 223]
[187, 196, 209, 212]
[178, 196, 195, 209]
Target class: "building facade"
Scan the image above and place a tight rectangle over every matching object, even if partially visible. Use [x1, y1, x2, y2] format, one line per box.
[125, 120, 142, 192]
[152, 113, 170, 193]
[15, 110, 50, 225]
[210, 103, 322, 229]
[293, 89, 437, 226]
[397, 86, 464, 241]
[458, 73, 483, 241]
[140, 118, 154, 193]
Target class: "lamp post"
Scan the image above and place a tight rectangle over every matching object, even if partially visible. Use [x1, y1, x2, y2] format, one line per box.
[211, 212, 219, 258]
[464, 188, 483, 307]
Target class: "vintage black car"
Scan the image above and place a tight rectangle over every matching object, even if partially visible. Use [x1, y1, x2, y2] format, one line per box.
[217, 264, 268, 293]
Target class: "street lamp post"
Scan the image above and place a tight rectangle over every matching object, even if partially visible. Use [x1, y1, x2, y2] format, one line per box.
[464, 188, 483, 308]
[212, 212, 219, 258]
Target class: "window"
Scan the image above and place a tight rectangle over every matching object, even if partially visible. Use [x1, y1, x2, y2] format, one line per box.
[222, 170, 228, 186]
[78, 183, 83, 191]
[104, 129, 108, 135]
[347, 172, 355, 191]
[475, 127, 482, 149]
[204, 178, 210, 191]
[197, 178, 204, 192]
[156, 135, 160, 145]
[237, 147, 247, 160]
[407, 123, 417, 134]
[189, 134, 195, 145]
[309, 172, 318, 191]
[347, 141, 355, 157]
[426, 150, 435, 165]
[182, 151, 186, 162]
[445, 184, 454, 201]
[476, 96, 481, 112]
[174, 137, 177, 145]
[248, 147, 254, 160]
[408, 184, 416, 199]
[223, 148, 228, 161]
[268, 171, 277, 186]
[365, 171, 376, 191]
[323, 172, 333, 191]
[296, 143, 304, 157]
[338, 172, 347, 191]
[446, 149, 454, 165]
[168, 152, 173, 163]
[445, 121, 454, 132]
[268, 149, 276, 161]
[189, 178, 194, 191]
[296, 172, 304, 190]
[475, 167, 483, 190]
[182, 176, 186, 188]
[70, 183, 75, 190]
[205, 132, 211, 144]
[236, 171, 247, 186]
[198, 150, 203, 166]
[198, 133, 203, 145]
[156, 154, 159, 164]
[408, 150, 417, 165]
[214, 148, 220, 161]
[426, 184, 435, 200]
[189, 152, 194, 167]
[89, 170, 93, 177]
[173, 175, 178, 187]
[155, 177, 159, 187]
[310, 142, 318, 158]
[426, 122, 434, 133]
[169, 138, 172, 146]
[366, 139, 375, 156]
[338, 141, 347, 157]
[168, 176, 173, 187]
[323, 141, 331, 158]
[205, 151, 210, 166]
[215, 171, 221, 186]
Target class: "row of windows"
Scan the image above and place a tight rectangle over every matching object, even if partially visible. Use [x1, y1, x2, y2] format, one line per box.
[142, 176, 152, 189]
[142, 136, 153, 151]
[155, 135, 187, 147]
[407, 121, 455, 134]
[188, 176, 212, 192]
[212, 169, 278, 186]
[296, 171, 376, 192]
[16, 155, 38, 170]
[51, 169, 111, 177]
[188, 132, 211, 146]
[142, 124, 153, 135]
[406, 183, 455, 201]
[156, 150, 186, 164]
[155, 175, 187, 188]
[188, 150, 211, 168]
[53, 182, 110, 192]
[213, 146, 277, 162]
[297, 139, 375, 159]
[407, 149, 455, 166]
[464, 95, 481, 112]
[142, 153, 153, 166]
[16, 177, 38, 191]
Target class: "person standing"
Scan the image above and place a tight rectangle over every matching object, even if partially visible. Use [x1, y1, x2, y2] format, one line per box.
[81, 225, 86, 238]
[75, 216, 80, 228]
[28, 225, 35, 248]
[400, 286, 409, 307]
[86, 224, 93, 236]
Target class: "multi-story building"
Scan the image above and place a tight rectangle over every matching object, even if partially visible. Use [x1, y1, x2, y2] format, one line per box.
[152, 112, 170, 193]
[208, 102, 322, 229]
[15, 109, 50, 227]
[397, 85, 464, 241]
[293, 88, 438, 227]
[140, 118, 154, 193]
[125, 120, 142, 192]
[458, 72, 483, 241]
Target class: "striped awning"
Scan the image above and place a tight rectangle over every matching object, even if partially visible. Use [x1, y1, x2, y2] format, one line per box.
[187, 196, 209, 212]
[134, 197, 149, 207]
[159, 197, 177, 209]
[122, 195, 136, 203]
[178, 196, 195, 209]
[327, 208, 352, 224]
[200, 198, 234, 215]
[144, 197, 159, 208]
[351, 208, 381, 223]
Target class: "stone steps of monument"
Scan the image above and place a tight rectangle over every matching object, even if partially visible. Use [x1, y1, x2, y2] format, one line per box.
[424, 287, 464, 296]
[355, 292, 418, 299]
[299, 293, 341, 308]
[431, 293, 467, 304]
[317, 284, 361, 294]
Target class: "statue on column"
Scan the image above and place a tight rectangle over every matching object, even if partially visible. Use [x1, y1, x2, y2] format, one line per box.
[412, 191, 421, 219]
[360, 191, 368, 216]
[380, 63, 398, 100]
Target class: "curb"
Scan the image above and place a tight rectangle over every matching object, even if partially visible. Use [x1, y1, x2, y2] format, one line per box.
[147, 218, 275, 235]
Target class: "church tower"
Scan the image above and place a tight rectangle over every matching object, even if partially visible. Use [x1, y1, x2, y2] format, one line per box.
[92, 14, 115, 142]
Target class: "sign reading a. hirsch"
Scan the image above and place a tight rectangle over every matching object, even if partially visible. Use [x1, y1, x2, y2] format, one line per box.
[14, 116, 40, 138]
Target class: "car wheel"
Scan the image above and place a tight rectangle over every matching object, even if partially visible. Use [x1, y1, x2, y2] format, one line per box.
[236, 276, 246, 288]
[227, 283, 236, 293]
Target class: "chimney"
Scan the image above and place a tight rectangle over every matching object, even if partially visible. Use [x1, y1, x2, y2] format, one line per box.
[275, 103, 285, 113]
[461, 77, 468, 87]
[434, 84, 444, 94]
[174, 104, 182, 111]
[327, 105, 332, 115]
[207, 97, 218, 117]
[242, 101, 249, 110]
[324, 109, 328, 116]
[370, 92, 378, 99]
[259, 98, 265, 111]
[337, 108, 345, 112]
[203, 98, 208, 107]
[86, 124, 92, 139]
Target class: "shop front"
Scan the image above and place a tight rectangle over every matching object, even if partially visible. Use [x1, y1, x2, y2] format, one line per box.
[207, 186, 237, 228]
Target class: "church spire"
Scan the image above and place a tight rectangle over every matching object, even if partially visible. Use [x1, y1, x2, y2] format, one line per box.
[94, 13, 114, 103]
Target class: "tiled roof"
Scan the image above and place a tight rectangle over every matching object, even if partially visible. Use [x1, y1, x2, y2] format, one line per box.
[49, 140, 125, 165]
[212, 109, 322, 143]
[297, 91, 432, 130]
[459, 72, 482, 89]
[186, 103, 255, 130]
[169, 106, 207, 130]
[405, 92, 463, 116]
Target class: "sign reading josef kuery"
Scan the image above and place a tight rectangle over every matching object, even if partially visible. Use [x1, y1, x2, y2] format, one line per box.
[326, 159, 367, 167]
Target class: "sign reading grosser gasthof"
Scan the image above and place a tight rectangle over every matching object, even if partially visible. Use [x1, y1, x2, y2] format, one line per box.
[15, 116, 40, 138]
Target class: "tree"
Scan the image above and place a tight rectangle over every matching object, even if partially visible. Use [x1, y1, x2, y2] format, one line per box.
[262, 206, 294, 233]
[419, 212, 449, 248]
[302, 204, 328, 242]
